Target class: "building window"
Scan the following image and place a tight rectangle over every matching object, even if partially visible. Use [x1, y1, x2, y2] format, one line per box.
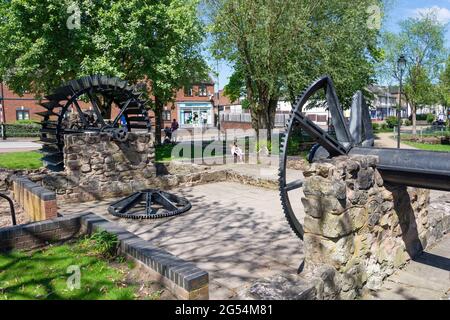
[163, 110, 171, 121]
[16, 109, 30, 121]
[317, 115, 327, 123]
[184, 86, 193, 97]
[199, 84, 207, 97]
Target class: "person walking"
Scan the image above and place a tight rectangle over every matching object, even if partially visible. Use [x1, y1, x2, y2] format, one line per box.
[171, 119, 179, 143]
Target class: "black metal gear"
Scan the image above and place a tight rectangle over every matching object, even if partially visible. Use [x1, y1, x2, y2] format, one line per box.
[108, 190, 192, 219]
[278, 76, 348, 240]
[37, 75, 152, 171]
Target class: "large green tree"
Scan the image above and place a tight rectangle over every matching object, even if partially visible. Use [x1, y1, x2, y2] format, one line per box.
[207, 0, 381, 141]
[0, 0, 208, 144]
[437, 55, 450, 116]
[379, 13, 447, 135]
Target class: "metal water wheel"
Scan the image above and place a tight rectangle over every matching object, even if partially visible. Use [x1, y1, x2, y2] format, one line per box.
[38, 75, 151, 171]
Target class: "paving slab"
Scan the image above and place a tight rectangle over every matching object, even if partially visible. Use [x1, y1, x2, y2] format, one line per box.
[59, 182, 305, 299]
[366, 234, 450, 300]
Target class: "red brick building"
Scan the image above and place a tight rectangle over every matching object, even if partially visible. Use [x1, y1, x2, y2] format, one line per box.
[1, 81, 216, 128]
[0, 83, 46, 123]
[156, 81, 216, 129]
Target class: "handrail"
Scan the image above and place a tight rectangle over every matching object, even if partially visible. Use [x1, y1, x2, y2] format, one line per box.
[0, 193, 16, 226]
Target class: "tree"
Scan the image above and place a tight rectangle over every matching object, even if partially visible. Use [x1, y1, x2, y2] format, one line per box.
[437, 55, 450, 116]
[379, 13, 447, 135]
[207, 0, 382, 142]
[0, 0, 208, 144]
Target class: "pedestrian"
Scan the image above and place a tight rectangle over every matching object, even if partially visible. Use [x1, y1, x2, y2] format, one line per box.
[163, 126, 172, 145]
[171, 119, 179, 143]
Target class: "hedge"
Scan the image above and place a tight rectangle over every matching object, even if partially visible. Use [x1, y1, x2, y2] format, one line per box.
[2, 122, 41, 137]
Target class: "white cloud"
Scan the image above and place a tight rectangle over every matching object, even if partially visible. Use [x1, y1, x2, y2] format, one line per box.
[412, 6, 450, 24]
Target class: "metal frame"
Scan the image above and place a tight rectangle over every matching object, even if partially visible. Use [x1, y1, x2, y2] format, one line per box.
[279, 75, 450, 240]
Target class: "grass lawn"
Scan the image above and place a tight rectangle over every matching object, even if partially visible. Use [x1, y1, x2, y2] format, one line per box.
[403, 141, 450, 152]
[0, 232, 159, 300]
[0, 151, 43, 170]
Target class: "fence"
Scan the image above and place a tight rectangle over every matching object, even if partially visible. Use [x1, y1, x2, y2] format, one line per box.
[220, 113, 291, 128]
[394, 126, 450, 138]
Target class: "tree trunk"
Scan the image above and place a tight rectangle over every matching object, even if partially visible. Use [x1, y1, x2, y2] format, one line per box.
[411, 103, 417, 137]
[265, 98, 278, 154]
[154, 96, 163, 146]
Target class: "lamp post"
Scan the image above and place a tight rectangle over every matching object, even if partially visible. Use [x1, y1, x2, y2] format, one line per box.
[397, 55, 407, 149]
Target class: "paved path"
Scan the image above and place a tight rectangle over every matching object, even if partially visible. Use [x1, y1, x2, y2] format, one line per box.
[374, 132, 416, 149]
[0, 139, 41, 153]
[214, 162, 303, 184]
[59, 182, 305, 299]
[366, 234, 450, 300]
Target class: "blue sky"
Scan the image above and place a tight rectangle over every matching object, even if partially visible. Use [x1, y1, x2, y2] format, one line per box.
[210, 0, 450, 90]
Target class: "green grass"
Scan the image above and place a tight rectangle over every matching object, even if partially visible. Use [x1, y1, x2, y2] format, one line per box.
[0, 239, 137, 300]
[0, 151, 43, 170]
[402, 141, 450, 152]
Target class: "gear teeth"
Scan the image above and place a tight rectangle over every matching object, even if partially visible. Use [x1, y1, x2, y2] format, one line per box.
[277, 77, 332, 240]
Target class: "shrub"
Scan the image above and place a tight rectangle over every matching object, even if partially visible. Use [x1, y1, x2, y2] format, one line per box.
[79, 231, 119, 260]
[372, 123, 380, 132]
[380, 123, 388, 131]
[412, 114, 428, 121]
[385, 116, 399, 129]
[426, 113, 435, 124]
[403, 119, 412, 126]
[3, 122, 40, 137]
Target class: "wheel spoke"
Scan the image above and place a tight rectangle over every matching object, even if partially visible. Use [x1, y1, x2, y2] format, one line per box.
[154, 192, 178, 211]
[284, 180, 303, 192]
[86, 90, 106, 126]
[112, 98, 132, 127]
[72, 99, 89, 127]
[117, 192, 143, 214]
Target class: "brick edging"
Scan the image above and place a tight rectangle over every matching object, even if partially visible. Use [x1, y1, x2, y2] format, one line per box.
[0, 213, 209, 300]
[11, 176, 57, 221]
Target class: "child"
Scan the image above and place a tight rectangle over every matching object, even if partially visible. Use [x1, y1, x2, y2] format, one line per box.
[231, 142, 243, 163]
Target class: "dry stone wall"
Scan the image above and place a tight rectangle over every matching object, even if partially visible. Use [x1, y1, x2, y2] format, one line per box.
[301, 155, 448, 299]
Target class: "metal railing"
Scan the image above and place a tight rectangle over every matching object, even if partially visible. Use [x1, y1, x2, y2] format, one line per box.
[220, 113, 291, 128]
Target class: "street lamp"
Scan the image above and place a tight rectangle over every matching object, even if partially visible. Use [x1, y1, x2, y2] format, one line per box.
[397, 54, 407, 149]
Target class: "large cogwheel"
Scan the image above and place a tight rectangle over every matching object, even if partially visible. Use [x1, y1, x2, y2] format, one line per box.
[37, 75, 151, 171]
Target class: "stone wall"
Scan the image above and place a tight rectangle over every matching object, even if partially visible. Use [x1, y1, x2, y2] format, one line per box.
[39, 132, 156, 202]
[301, 155, 448, 299]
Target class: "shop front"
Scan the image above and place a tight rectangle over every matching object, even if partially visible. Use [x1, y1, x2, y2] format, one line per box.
[178, 102, 214, 128]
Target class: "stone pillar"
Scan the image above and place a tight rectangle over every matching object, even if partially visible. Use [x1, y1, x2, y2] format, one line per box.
[301, 155, 441, 299]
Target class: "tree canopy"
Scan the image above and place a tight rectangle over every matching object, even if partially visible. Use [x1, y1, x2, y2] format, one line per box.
[0, 0, 209, 144]
[378, 13, 447, 134]
[438, 55, 450, 109]
[207, 0, 382, 137]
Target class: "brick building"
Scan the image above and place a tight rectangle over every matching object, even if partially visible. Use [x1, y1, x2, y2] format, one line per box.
[0, 80, 216, 128]
[0, 83, 46, 123]
[157, 80, 216, 129]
